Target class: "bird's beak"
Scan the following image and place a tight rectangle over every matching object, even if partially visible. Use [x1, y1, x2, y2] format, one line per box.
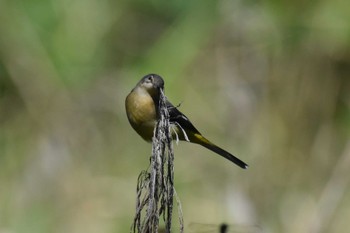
[154, 80, 164, 90]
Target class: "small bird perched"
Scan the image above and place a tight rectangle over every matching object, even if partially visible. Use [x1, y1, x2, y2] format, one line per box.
[125, 74, 248, 169]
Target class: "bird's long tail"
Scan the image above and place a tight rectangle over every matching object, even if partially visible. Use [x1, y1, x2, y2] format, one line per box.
[193, 134, 248, 169]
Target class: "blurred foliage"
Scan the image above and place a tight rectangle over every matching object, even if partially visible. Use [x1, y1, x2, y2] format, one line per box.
[1, 0, 350, 232]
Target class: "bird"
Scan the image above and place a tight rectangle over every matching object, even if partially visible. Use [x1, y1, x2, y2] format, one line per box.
[125, 74, 248, 169]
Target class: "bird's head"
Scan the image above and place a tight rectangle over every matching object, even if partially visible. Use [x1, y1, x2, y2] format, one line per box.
[137, 74, 164, 97]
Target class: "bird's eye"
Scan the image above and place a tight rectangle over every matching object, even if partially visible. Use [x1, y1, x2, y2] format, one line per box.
[146, 76, 153, 83]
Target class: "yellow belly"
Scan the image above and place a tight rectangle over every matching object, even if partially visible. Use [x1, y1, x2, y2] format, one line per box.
[125, 90, 157, 141]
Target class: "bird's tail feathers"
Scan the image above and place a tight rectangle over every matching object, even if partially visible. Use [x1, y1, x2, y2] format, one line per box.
[193, 134, 248, 169]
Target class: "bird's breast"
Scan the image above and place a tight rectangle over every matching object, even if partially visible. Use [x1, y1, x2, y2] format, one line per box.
[125, 91, 157, 141]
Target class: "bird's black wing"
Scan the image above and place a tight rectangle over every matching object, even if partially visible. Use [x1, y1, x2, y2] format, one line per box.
[166, 100, 201, 135]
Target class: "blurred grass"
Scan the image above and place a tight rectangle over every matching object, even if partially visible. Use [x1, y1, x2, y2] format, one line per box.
[1, 0, 350, 232]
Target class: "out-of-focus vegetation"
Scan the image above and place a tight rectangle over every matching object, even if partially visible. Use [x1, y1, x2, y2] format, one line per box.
[1, 0, 350, 232]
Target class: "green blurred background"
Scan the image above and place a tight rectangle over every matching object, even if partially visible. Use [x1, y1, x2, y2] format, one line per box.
[1, 0, 350, 232]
